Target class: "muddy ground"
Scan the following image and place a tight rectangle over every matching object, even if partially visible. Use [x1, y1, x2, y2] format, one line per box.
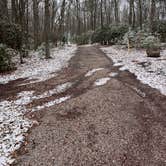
[1, 46, 166, 166]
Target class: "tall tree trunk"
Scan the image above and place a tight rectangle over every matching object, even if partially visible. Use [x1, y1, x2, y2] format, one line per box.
[132, 2, 135, 28]
[114, 0, 119, 24]
[0, 0, 8, 20]
[58, 0, 66, 40]
[33, 0, 39, 50]
[18, 0, 26, 63]
[129, 0, 133, 26]
[150, 0, 156, 33]
[100, 0, 103, 28]
[76, 0, 81, 35]
[44, 0, 50, 58]
[25, 0, 29, 50]
[138, 0, 142, 29]
[51, 1, 57, 33]
[93, 0, 97, 30]
[11, 0, 17, 22]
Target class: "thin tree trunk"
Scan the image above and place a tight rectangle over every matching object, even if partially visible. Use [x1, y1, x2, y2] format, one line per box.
[44, 0, 50, 58]
[0, 0, 8, 20]
[11, 0, 17, 22]
[150, 0, 156, 33]
[129, 0, 133, 26]
[138, 0, 142, 29]
[100, 0, 103, 28]
[114, 0, 119, 24]
[33, 0, 39, 50]
[58, 0, 66, 40]
[132, 2, 135, 28]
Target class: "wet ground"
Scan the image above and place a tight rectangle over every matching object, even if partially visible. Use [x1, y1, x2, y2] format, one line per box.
[1, 46, 166, 166]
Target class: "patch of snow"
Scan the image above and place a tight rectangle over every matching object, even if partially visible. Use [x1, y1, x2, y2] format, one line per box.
[79, 44, 92, 47]
[109, 72, 118, 77]
[85, 68, 104, 77]
[0, 45, 77, 85]
[94, 77, 111, 86]
[16, 91, 35, 105]
[32, 96, 71, 112]
[32, 82, 72, 101]
[119, 66, 128, 71]
[101, 46, 166, 95]
[113, 63, 123, 67]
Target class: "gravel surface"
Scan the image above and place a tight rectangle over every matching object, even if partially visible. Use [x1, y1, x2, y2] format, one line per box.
[1, 45, 166, 166]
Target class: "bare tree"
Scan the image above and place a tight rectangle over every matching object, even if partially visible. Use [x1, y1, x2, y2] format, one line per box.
[33, 0, 40, 50]
[114, 0, 119, 24]
[138, 0, 143, 29]
[150, 0, 156, 33]
[100, 0, 103, 28]
[44, 0, 51, 58]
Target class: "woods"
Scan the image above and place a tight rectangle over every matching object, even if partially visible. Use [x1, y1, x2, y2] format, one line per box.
[0, 0, 165, 70]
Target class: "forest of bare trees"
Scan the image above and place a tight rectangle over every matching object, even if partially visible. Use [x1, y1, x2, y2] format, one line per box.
[0, 0, 166, 68]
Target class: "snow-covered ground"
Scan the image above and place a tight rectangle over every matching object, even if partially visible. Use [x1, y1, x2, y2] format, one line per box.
[101, 46, 166, 95]
[0, 45, 76, 166]
[0, 81, 73, 165]
[0, 45, 77, 84]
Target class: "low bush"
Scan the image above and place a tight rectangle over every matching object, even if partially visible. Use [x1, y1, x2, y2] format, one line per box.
[92, 24, 128, 45]
[0, 20, 22, 50]
[142, 36, 160, 49]
[134, 30, 150, 48]
[156, 21, 166, 42]
[123, 30, 160, 49]
[74, 31, 93, 45]
[123, 30, 136, 47]
[142, 36, 161, 57]
[91, 27, 110, 44]
[0, 44, 15, 72]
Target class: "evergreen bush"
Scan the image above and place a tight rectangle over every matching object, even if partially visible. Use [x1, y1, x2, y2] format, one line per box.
[157, 21, 166, 42]
[142, 36, 161, 57]
[142, 36, 160, 49]
[0, 20, 22, 50]
[92, 24, 128, 45]
[74, 31, 93, 45]
[0, 44, 15, 72]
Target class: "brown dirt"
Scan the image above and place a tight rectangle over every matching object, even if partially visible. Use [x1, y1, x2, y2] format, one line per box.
[1, 46, 166, 166]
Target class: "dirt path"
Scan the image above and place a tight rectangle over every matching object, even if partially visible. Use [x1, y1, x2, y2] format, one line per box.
[6, 46, 166, 166]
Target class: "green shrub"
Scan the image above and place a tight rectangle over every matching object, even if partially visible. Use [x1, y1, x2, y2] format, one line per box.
[157, 21, 166, 42]
[123, 30, 136, 47]
[0, 44, 15, 72]
[92, 24, 128, 45]
[123, 30, 156, 48]
[134, 30, 149, 48]
[0, 20, 22, 50]
[91, 26, 110, 44]
[142, 36, 160, 49]
[109, 24, 128, 44]
[74, 31, 93, 45]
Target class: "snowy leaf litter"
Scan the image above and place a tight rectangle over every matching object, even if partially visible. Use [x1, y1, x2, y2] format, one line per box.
[0, 45, 76, 165]
[101, 46, 166, 95]
[0, 81, 72, 165]
[0, 45, 77, 85]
